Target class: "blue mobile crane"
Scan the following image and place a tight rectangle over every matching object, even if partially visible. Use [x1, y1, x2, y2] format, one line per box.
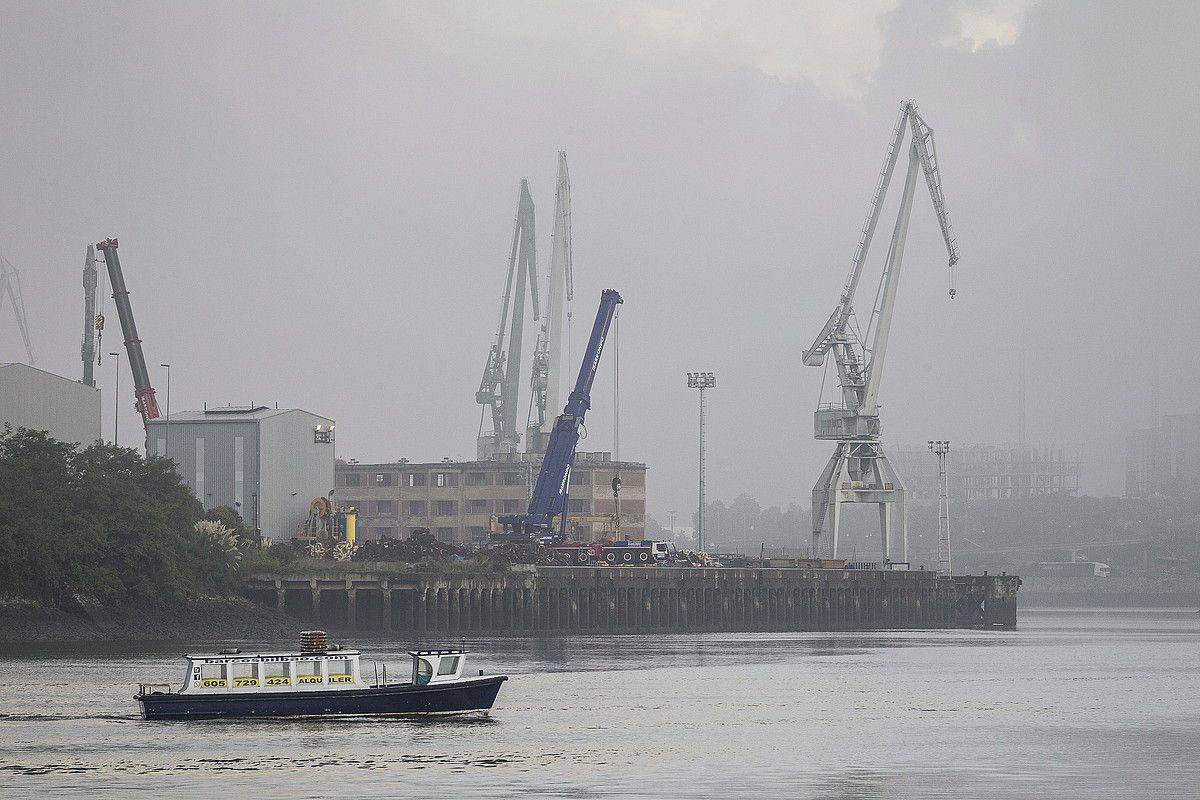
[493, 288, 623, 545]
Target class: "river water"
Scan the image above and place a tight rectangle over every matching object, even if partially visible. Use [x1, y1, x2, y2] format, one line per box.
[0, 608, 1196, 799]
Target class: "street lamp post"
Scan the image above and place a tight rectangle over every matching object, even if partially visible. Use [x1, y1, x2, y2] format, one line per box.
[928, 440, 953, 575]
[160, 363, 171, 458]
[687, 372, 716, 553]
[109, 352, 121, 445]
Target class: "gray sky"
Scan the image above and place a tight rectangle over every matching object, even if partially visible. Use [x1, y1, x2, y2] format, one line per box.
[2, 1, 1198, 519]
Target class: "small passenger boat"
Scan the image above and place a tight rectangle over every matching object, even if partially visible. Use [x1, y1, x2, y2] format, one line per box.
[135, 630, 507, 720]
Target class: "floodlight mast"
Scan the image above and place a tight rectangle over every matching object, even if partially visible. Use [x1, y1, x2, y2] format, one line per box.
[803, 101, 959, 562]
[687, 372, 716, 553]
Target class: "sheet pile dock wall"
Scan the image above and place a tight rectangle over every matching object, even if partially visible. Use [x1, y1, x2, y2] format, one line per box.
[245, 567, 1019, 633]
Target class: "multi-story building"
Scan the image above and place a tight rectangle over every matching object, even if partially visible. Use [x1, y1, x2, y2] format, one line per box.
[334, 451, 647, 546]
[0, 362, 101, 446]
[147, 405, 335, 541]
[1126, 413, 1200, 497]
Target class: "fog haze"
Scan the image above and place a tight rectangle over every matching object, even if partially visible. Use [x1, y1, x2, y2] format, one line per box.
[2, 0, 1197, 521]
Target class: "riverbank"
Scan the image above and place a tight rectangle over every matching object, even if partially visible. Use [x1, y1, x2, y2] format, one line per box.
[0, 596, 325, 643]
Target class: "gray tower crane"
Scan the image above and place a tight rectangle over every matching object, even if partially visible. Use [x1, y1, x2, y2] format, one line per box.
[803, 101, 959, 562]
[477, 180, 539, 459]
[527, 152, 574, 453]
[0, 254, 34, 365]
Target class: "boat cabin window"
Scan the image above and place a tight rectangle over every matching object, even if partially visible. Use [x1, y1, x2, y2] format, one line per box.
[263, 661, 290, 686]
[327, 659, 353, 684]
[436, 656, 460, 676]
[199, 663, 227, 688]
[415, 658, 434, 686]
[230, 661, 259, 687]
[295, 660, 322, 684]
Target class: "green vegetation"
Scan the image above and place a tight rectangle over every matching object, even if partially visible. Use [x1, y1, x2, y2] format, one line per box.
[0, 427, 245, 606]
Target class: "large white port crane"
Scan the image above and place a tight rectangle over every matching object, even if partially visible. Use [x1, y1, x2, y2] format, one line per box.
[477, 180, 539, 459]
[526, 152, 574, 454]
[803, 100, 959, 562]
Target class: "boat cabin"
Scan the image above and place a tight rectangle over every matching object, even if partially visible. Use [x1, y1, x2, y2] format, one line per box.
[154, 646, 473, 696]
[410, 649, 468, 686]
[177, 648, 365, 694]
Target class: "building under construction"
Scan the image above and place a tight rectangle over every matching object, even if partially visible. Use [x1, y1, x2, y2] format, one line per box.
[890, 444, 1082, 502]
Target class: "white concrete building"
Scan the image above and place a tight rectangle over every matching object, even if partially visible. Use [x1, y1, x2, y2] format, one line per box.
[0, 362, 100, 446]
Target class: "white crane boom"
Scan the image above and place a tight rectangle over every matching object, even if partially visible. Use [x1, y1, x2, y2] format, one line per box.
[528, 151, 574, 452]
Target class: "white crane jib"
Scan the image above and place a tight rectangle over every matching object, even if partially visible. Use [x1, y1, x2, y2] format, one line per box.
[805, 101, 959, 562]
[0, 254, 34, 365]
[528, 151, 574, 453]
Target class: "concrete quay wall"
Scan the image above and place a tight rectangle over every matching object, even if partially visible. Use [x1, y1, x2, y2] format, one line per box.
[244, 567, 1019, 634]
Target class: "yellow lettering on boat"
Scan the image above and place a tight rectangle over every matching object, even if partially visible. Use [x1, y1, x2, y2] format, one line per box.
[297, 675, 322, 684]
[328, 674, 352, 684]
[264, 676, 291, 686]
[232, 677, 259, 687]
[200, 679, 227, 688]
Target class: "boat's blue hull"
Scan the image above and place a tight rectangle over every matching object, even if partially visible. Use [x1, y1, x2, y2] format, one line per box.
[136, 676, 507, 720]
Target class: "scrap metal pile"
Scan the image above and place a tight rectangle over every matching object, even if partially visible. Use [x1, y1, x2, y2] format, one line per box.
[353, 529, 469, 562]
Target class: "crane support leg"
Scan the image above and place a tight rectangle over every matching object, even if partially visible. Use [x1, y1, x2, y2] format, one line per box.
[811, 441, 908, 562]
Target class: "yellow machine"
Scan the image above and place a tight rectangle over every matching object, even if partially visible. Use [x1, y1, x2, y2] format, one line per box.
[295, 497, 356, 545]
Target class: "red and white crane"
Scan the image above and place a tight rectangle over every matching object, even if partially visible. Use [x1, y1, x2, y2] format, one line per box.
[95, 239, 161, 444]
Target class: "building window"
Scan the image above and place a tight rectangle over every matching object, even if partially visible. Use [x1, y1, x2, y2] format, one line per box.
[373, 526, 396, 539]
[434, 472, 458, 488]
[468, 499, 489, 514]
[407, 500, 427, 517]
[342, 473, 362, 487]
[435, 500, 457, 517]
[375, 473, 394, 486]
[502, 472, 523, 486]
[501, 499, 522, 514]
[465, 471, 489, 486]
[435, 527, 457, 542]
[374, 500, 394, 515]
[407, 473, 426, 487]
[469, 526, 488, 543]
[569, 470, 591, 486]
[568, 499, 590, 513]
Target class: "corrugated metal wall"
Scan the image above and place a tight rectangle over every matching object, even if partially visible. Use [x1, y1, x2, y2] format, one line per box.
[148, 418, 261, 530]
